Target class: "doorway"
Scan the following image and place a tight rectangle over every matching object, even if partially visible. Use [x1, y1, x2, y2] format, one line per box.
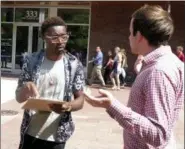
[13, 24, 43, 71]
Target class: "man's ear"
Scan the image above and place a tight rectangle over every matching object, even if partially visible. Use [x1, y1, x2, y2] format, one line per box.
[136, 31, 143, 42]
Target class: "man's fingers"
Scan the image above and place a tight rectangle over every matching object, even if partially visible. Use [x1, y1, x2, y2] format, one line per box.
[23, 82, 39, 99]
[62, 104, 68, 109]
[85, 98, 100, 107]
[84, 93, 101, 101]
[84, 94, 107, 104]
[94, 95, 106, 98]
[32, 85, 39, 97]
[99, 89, 109, 97]
[30, 84, 40, 98]
[83, 92, 91, 99]
[33, 89, 40, 98]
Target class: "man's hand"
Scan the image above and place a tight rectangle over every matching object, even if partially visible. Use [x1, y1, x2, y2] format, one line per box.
[16, 82, 39, 103]
[84, 89, 114, 109]
[49, 102, 72, 114]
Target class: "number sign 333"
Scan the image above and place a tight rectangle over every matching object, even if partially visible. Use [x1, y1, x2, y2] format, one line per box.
[26, 10, 38, 18]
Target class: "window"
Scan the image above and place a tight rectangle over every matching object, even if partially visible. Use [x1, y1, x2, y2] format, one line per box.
[1, 23, 13, 69]
[1, 8, 14, 22]
[67, 26, 88, 50]
[66, 26, 89, 66]
[15, 8, 48, 22]
[57, 8, 90, 66]
[57, 9, 89, 24]
[15, 8, 40, 22]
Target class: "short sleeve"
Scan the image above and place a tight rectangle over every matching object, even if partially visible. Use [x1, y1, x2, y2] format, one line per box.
[72, 61, 85, 93]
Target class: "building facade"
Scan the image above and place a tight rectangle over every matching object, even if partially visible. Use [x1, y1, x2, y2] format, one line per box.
[1, 1, 185, 77]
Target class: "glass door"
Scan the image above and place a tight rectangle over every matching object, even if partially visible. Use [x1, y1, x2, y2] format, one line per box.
[1, 23, 13, 70]
[32, 26, 44, 53]
[15, 25, 29, 69]
[14, 25, 43, 71]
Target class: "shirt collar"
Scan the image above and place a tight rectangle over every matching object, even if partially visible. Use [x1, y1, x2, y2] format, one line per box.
[143, 45, 172, 65]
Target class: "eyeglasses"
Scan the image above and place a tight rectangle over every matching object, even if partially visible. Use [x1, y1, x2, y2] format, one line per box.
[45, 34, 69, 43]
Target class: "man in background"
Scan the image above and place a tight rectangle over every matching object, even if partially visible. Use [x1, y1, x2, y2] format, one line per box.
[89, 46, 105, 86]
[176, 46, 184, 62]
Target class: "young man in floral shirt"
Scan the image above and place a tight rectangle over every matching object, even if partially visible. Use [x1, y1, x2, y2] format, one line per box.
[16, 17, 85, 149]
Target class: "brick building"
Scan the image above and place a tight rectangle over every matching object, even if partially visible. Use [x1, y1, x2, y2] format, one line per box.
[1, 1, 185, 77]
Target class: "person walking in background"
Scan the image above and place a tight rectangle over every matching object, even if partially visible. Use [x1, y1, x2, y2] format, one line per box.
[110, 46, 122, 90]
[1, 48, 8, 68]
[134, 54, 144, 74]
[89, 46, 105, 86]
[103, 50, 114, 84]
[84, 5, 184, 149]
[176, 46, 184, 62]
[119, 48, 127, 86]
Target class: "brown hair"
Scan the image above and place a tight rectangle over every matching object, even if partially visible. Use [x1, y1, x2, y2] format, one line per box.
[132, 5, 174, 47]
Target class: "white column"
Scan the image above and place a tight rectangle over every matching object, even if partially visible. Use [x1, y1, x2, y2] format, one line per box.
[12, 24, 16, 71]
[48, 2, 58, 17]
[167, 1, 171, 13]
[28, 26, 33, 54]
[49, 8, 57, 17]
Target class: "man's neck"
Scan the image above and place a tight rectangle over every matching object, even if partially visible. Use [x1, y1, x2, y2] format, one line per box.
[141, 45, 160, 56]
[45, 50, 63, 61]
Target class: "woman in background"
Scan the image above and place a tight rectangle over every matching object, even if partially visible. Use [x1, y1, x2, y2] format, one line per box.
[110, 47, 122, 90]
[119, 48, 127, 87]
[103, 50, 114, 84]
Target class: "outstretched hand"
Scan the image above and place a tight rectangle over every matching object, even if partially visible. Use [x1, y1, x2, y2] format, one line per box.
[84, 89, 115, 109]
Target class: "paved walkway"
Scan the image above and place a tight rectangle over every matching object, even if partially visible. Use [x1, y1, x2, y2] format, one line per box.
[1, 78, 18, 104]
[1, 78, 184, 149]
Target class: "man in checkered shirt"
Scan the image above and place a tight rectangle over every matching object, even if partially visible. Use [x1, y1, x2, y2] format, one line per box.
[84, 5, 184, 149]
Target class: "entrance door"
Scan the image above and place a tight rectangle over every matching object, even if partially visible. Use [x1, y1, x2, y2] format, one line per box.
[15, 25, 29, 69]
[1, 23, 13, 70]
[14, 24, 43, 71]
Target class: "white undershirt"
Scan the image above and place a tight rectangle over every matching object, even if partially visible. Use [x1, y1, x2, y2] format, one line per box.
[27, 56, 65, 142]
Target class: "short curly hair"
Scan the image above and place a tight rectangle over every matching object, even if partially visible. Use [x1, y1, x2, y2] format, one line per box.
[41, 17, 67, 36]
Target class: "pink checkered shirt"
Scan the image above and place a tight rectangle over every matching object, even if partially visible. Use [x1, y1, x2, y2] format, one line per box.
[107, 46, 184, 149]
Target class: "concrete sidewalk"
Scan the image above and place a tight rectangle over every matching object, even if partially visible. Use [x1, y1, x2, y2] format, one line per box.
[1, 78, 184, 149]
[1, 77, 18, 104]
